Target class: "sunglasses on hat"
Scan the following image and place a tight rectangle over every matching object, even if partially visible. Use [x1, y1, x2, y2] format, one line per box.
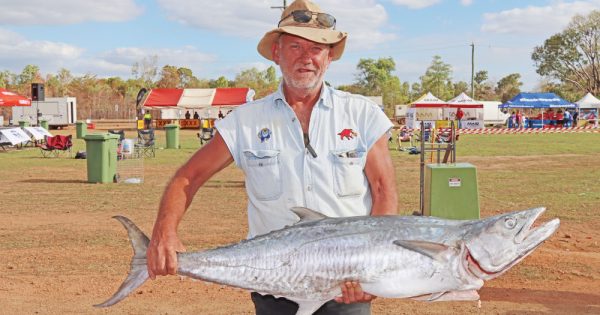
[278, 10, 336, 29]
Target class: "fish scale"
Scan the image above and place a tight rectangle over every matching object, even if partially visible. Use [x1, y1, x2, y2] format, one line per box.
[96, 206, 559, 315]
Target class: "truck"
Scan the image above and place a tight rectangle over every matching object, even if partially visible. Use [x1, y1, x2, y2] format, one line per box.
[12, 97, 77, 128]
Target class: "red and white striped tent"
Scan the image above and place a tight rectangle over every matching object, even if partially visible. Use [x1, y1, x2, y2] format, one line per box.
[142, 87, 254, 119]
[446, 92, 483, 120]
[0, 88, 31, 107]
[410, 92, 447, 121]
[142, 88, 254, 109]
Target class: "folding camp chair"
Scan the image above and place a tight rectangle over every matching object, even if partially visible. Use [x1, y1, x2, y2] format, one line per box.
[37, 135, 73, 157]
[198, 127, 214, 145]
[136, 129, 155, 158]
[108, 129, 125, 143]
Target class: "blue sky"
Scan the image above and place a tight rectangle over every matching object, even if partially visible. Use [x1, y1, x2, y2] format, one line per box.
[1, 0, 599, 93]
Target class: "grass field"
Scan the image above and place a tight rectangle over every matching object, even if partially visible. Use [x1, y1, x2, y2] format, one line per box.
[0, 128, 599, 314]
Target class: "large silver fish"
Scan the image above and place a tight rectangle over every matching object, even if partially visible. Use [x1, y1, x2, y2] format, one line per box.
[95, 207, 559, 315]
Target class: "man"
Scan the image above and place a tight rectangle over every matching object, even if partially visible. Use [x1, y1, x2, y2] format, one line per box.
[455, 107, 464, 128]
[143, 110, 152, 129]
[146, 1, 398, 314]
[184, 110, 191, 120]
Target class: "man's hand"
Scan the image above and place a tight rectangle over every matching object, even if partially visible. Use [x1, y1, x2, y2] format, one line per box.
[146, 229, 186, 280]
[335, 281, 377, 304]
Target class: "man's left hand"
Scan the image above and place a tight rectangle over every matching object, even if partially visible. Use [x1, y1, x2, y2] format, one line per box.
[335, 281, 377, 304]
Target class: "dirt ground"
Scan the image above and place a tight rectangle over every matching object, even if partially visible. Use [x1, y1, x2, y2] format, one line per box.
[0, 127, 599, 314]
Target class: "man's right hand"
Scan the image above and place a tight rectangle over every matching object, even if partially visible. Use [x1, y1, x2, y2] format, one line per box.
[146, 228, 186, 279]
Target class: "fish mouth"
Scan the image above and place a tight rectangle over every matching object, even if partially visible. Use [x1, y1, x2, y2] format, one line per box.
[466, 208, 560, 280]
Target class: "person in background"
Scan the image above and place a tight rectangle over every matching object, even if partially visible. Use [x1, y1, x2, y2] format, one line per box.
[556, 110, 564, 127]
[193, 111, 200, 120]
[218, 109, 225, 119]
[455, 107, 464, 128]
[146, 1, 398, 314]
[573, 110, 579, 126]
[143, 110, 152, 129]
[563, 109, 572, 127]
[185, 110, 191, 120]
[516, 110, 523, 128]
[509, 111, 516, 128]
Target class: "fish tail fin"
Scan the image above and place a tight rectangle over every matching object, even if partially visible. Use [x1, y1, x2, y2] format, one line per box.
[94, 215, 150, 308]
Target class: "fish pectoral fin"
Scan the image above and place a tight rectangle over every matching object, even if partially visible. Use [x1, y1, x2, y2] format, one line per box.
[290, 207, 329, 224]
[293, 300, 329, 315]
[393, 240, 452, 262]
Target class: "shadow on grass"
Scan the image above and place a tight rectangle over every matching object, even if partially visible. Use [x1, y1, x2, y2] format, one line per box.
[19, 179, 88, 184]
[480, 287, 600, 312]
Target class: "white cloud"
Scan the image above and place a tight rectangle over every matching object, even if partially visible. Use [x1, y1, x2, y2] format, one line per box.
[482, 1, 600, 35]
[0, 28, 83, 68]
[320, 0, 397, 50]
[157, 0, 276, 38]
[391, 0, 442, 9]
[0, 0, 142, 25]
[461, 0, 473, 6]
[157, 0, 395, 50]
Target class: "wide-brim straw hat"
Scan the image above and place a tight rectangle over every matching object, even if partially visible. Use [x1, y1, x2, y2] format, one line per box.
[257, 0, 347, 61]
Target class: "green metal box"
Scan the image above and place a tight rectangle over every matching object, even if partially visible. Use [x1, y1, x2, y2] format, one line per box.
[424, 163, 480, 220]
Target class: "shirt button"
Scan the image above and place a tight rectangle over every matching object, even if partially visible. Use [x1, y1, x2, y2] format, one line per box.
[307, 185, 312, 191]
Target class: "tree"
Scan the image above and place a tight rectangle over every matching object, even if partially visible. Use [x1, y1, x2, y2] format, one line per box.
[453, 81, 469, 96]
[351, 57, 406, 115]
[234, 66, 279, 98]
[211, 76, 230, 88]
[496, 73, 522, 103]
[0, 71, 14, 88]
[156, 65, 180, 88]
[532, 10, 600, 95]
[420, 55, 453, 100]
[131, 55, 158, 87]
[472, 70, 498, 100]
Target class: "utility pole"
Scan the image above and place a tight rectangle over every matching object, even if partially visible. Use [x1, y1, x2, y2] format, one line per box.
[271, 0, 287, 10]
[471, 42, 475, 99]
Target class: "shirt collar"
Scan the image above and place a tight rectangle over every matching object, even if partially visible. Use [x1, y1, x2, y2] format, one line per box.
[273, 81, 332, 109]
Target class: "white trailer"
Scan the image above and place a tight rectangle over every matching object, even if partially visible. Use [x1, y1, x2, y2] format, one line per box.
[481, 101, 509, 126]
[12, 97, 77, 128]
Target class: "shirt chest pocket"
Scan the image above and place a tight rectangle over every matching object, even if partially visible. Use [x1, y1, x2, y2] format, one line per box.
[331, 150, 367, 197]
[243, 149, 282, 201]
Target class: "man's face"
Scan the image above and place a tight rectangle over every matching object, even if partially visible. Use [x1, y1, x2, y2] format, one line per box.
[272, 34, 333, 92]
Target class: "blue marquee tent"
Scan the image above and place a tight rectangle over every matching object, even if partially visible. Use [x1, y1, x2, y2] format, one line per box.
[499, 92, 577, 109]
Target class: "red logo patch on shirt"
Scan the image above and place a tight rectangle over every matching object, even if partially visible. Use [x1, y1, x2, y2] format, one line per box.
[337, 129, 357, 140]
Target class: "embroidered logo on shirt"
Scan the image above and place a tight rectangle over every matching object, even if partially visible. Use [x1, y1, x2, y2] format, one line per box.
[258, 128, 272, 143]
[337, 129, 357, 140]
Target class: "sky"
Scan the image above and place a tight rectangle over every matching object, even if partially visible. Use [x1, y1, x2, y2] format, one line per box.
[1, 0, 599, 92]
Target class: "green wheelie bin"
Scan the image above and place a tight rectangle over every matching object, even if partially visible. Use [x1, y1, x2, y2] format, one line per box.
[84, 134, 120, 183]
[165, 123, 180, 149]
[76, 121, 87, 139]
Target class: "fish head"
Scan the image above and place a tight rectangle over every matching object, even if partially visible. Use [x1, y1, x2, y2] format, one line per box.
[464, 207, 560, 280]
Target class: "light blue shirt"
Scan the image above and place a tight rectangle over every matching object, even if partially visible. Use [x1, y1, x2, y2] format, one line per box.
[216, 83, 393, 237]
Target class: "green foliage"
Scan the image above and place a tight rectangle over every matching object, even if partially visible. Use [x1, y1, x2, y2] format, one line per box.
[420, 55, 453, 100]
[495, 73, 522, 103]
[532, 10, 600, 95]
[234, 66, 279, 98]
[349, 57, 410, 115]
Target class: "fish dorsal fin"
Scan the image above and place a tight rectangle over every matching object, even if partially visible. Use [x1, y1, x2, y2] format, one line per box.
[290, 207, 329, 223]
[393, 240, 451, 262]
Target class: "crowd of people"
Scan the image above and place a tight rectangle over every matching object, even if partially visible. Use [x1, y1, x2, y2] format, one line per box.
[507, 109, 598, 128]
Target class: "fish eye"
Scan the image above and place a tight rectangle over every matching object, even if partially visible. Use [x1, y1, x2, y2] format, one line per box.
[504, 218, 517, 229]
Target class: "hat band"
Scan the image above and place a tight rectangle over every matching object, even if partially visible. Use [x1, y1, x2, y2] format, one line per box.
[278, 10, 336, 29]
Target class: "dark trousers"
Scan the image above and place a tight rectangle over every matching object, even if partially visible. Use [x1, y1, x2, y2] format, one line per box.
[251, 292, 370, 315]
